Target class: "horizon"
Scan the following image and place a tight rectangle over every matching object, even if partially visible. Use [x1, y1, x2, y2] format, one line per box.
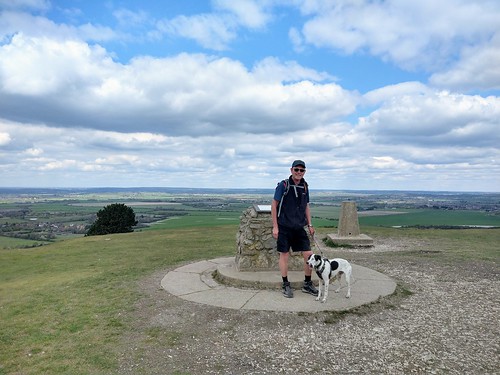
[0, 186, 498, 195]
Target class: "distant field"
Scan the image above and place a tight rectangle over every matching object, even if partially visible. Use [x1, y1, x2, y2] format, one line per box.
[142, 211, 242, 230]
[0, 235, 50, 249]
[69, 202, 183, 207]
[1, 189, 499, 248]
[310, 205, 500, 227]
[137, 206, 500, 231]
[358, 209, 500, 227]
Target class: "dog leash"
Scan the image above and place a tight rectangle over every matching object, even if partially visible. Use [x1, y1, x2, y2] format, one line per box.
[312, 234, 324, 256]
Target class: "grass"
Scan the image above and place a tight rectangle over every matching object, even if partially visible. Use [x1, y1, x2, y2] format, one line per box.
[0, 225, 237, 374]
[362, 227, 500, 262]
[0, 236, 51, 249]
[141, 211, 242, 230]
[1, 224, 498, 374]
[359, 209, 500, 227]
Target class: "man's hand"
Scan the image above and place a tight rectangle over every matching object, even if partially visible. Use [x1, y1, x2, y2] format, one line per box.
[272, 226, 279, 239]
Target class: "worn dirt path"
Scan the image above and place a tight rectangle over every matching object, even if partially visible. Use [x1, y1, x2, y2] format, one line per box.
[118, 236, 499, 374]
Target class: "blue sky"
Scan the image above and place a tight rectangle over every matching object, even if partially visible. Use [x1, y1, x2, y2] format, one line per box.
[0, 0, 499, 191]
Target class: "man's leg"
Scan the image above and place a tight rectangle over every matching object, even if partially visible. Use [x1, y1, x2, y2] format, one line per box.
[302, 250, 318, 296]
[279, 251, 293, 298]
[279, 251, 289, 277]
[302, 250, 313, 276]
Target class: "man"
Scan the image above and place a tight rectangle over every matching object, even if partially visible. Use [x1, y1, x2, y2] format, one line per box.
[271, 160, 318, 298]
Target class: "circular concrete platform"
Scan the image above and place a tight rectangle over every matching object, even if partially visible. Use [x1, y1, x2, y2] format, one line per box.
[161, 257, 397, 312]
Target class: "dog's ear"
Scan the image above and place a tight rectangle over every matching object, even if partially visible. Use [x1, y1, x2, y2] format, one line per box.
[314, 254, 321, 261]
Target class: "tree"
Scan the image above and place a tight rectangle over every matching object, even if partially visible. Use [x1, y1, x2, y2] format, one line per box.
[86, 203, 138, 236]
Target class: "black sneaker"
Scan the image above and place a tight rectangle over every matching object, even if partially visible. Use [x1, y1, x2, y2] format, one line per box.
[282, 282, 293, 298]
[302, 281, 318, 296]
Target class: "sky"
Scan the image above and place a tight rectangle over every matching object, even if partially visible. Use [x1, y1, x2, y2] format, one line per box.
[0, 0, 499, 192]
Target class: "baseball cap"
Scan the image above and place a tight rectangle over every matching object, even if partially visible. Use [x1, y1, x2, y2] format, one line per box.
[291, 160, 306, 168]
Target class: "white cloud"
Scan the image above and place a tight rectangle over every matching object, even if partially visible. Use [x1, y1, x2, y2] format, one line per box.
[156, 0, 273, 50]
[288, 27, 304, 52]
[1, 114, 498, 191]
[0, 34, 112, 95]
[296, 0, 500, 74]
[157, 13, 237, 50]
[252, 56, 334, 83]
[94, 154, 140, 166]
[38, 159, 77, 171]
[0, 0, 50, 11]
[0, 10, 117, 43]
[23, 147, 43, 156]
[363, 82, 430, 106]
[113, 8, 150, 28]
[359, 91, 500, 148]
[0, 132, 11, 145]
[213, 0, 270, 29]
[0, 35, 357, 136]
[371, 156, 406, 170]
[430, 32, 500, 91]
[223, 148, 236, 158]
[286, 122, 360, 152]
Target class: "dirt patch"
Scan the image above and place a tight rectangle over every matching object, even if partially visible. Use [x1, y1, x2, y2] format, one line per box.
[117, 237, 499, 374]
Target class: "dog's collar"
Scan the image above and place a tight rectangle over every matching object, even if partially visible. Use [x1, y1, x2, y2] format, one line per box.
[318, 259, 330, 274]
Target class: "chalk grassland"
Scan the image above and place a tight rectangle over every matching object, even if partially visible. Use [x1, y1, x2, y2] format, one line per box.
[1, 223, 499, 374]
[0, 226, 237, 375]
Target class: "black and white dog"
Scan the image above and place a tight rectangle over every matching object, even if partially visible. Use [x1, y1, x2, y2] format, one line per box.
[307, 254, 352, 303]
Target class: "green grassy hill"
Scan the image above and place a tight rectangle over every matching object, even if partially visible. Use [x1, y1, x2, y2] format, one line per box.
[1, 225, 499, 374]
[0, 226, 236, 374]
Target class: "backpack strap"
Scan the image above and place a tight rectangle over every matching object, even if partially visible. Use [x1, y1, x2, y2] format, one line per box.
[277, 178, 308, 218]
[277, 179, 289, 218]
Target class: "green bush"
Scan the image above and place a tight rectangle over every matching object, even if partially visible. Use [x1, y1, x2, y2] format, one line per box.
[86, 203, 138, 236]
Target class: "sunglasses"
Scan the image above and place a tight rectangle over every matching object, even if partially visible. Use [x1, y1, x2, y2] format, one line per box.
[293, 168, 306, 173]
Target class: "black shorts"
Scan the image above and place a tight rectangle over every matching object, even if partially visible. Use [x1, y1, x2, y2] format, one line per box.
[277, 225, 310, 253]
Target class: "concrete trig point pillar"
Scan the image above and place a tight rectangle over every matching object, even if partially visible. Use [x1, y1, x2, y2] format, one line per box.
[328, 201, 373, 246]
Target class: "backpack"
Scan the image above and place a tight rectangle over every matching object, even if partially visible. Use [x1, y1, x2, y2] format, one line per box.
[277, 178, 308, 218]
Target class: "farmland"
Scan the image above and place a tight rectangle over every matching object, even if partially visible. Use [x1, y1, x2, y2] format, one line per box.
[0, 187, 499, 249]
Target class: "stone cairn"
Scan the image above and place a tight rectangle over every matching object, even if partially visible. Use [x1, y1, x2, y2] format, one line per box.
[235, 204, 304, 271]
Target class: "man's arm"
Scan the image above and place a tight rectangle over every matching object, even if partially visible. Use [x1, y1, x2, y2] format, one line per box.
[271, 199, 279, 239]
[305, 203, 315, 236]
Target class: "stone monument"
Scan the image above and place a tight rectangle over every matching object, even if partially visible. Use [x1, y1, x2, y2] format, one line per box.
[327, 201, 373, 246]
[235, 204, 304, 271]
